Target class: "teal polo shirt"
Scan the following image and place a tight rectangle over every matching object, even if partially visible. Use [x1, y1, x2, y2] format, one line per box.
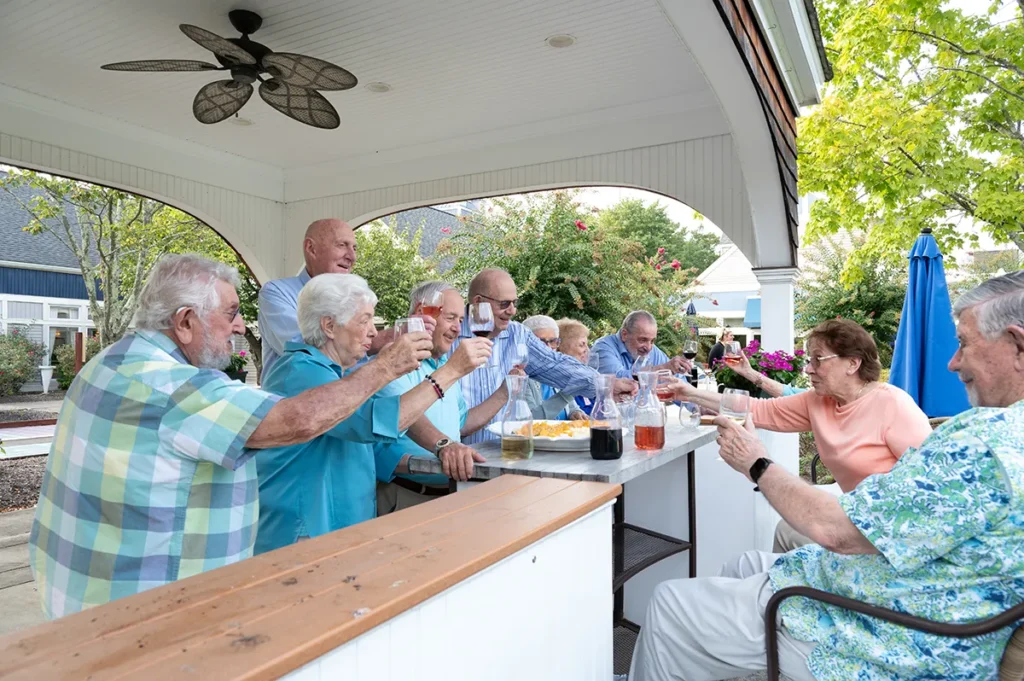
[374, 355, 468, 487]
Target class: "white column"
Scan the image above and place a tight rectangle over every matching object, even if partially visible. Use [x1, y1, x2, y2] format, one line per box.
[751, 266, 800, 551]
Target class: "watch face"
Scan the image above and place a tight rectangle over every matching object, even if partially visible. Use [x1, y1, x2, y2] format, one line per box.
[435, 438, 451, 451]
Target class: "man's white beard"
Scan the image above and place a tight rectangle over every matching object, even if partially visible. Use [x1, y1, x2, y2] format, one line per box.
[196, 334, 233, 370]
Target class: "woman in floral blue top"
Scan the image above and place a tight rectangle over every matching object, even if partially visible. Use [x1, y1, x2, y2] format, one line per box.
[629, 270, 1024, 681]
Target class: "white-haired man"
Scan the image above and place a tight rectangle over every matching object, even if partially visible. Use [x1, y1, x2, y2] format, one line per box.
[258, 218, 436, 374]
[629, 270, 1024, 681]
[28, 254, 432, 619]
[376, 281, 510, 513]
[453, 268, 636, 443]
[591, 310, 690, 378]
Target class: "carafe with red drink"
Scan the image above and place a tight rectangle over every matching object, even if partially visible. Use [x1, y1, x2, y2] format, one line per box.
[634, 371, 665, 450]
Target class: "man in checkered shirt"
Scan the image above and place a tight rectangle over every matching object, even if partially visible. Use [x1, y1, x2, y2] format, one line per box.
[28, 254, 431, 619]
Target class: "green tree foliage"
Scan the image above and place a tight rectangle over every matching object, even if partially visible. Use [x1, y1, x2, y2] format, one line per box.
[799, 0, 1024, 282]
[796, 232, 908, 366]
[597, 199, 720, 274]
[53, 338, 101, 390]
[435, 191, 701, 353]
[352, 219, 437, 324]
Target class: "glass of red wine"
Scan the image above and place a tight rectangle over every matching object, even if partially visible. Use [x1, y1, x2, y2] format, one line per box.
[468, 302, 495, 369]
[420, 289, 443, 319]
[683, 340, 698, 361]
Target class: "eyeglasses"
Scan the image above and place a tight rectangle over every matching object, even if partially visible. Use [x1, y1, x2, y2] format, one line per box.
[476, 293, 519, 310]
[175, 305, 241, 323]
[540, 337, 561, 348]
[807, 354, 840, 368]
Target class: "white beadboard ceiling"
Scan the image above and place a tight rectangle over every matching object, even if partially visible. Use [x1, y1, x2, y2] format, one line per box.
[0, 0, 711, 170]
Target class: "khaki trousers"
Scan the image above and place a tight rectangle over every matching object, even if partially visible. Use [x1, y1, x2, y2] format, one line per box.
[628, 550, 817, 681]
[376, 480, 442, 516]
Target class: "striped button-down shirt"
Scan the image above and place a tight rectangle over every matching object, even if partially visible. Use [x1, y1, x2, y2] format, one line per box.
[29, 330, 279, 619]
[448, 317, 597, 443]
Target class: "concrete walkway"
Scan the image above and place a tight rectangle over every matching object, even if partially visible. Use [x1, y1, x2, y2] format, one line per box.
[0, 399, 65, 413]
[0, 507, 44, 635]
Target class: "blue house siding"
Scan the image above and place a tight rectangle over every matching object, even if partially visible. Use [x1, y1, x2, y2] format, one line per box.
[0, 266, 102, 300]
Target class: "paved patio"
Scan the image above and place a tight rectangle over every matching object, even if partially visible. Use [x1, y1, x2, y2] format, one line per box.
[0, 508, 44, 635]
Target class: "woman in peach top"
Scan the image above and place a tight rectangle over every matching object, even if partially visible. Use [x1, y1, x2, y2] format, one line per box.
[674, 319, 932, 550]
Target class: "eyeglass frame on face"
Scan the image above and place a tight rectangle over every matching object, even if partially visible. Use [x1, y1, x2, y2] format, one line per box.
[539, 337, 561, 348]
[807, 353, 840, 369]
[175, 305, 241, 323]
[475, 293, 518, 310]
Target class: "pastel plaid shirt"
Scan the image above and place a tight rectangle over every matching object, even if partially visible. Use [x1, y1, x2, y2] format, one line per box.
[29, 330, 279, 619]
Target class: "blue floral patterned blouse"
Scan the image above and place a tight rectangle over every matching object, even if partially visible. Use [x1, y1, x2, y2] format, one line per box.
[769, 402, 1024, 680]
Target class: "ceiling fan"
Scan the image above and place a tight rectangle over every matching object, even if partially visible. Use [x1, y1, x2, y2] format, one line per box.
[100, 10, 356, 130]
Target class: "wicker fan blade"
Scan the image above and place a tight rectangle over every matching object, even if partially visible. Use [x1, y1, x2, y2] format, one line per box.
[179, 24, 256, 65]
[193, 80, 254, 124]
[262, 53, 357, 91]
[101, 59, 221, 72]
[259, 80, 340, 129]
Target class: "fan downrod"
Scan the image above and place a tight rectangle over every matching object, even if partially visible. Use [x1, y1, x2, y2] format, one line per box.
[229, 10, 263, 36]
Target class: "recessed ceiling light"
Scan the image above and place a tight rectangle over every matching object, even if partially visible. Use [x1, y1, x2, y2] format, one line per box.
[546, 34, 577, 48]
[366, 82, 392, 93]
[230, 115, 254, 127]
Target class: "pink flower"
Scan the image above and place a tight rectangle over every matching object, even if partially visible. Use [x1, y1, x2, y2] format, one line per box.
[795, 349, 805, 356]
[670, 259, 681, 270]
[440, 227, 452, 234]
[655, 264, 662, 271]
[711, 299, 719, 306]
[575, 220, 587, 231]
[238, 350, 246, 357]
[657, 247, 665, 255]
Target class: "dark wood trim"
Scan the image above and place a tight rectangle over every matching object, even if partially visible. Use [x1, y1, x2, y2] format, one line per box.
[0, 419, 57, 429]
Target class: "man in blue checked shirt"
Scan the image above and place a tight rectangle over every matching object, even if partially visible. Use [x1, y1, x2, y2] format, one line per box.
[590, 310, 691, 379]
[29, 254, 432, 619]
[449, 268, 637, 444]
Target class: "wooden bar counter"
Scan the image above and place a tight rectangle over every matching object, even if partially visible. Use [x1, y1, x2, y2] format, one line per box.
[0, 476, 620, 681]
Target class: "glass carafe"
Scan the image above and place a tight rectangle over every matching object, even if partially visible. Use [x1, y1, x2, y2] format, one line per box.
[590, 374, 624, 460]
[501, 373, 534, 460]
[634, 371, 665, 450]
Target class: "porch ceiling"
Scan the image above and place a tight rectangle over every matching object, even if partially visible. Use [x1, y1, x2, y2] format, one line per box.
[0, 0, 711, 170]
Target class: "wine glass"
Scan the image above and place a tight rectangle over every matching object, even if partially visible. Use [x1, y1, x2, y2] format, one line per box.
[682, 340, 699, 361]
[724, 341, 742, 366]
[468, 303, 496, 370]
[679, 401, 701, 430]
[510, 342, 529, 372]
[630, 353, 652, 382]
[720, 388, 751, 424]
[393, 316, 425, 338]
[419, 289, 444, 319]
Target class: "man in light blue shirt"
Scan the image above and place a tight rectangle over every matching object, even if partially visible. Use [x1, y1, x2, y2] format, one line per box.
[258, 218, 435, 376]
[450, 268, 637, 444]
[590, 310, 690, 378]
[376, 282, 510, 513]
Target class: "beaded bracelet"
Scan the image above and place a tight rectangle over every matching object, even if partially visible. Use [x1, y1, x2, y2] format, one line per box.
[425, 374, 444, 399]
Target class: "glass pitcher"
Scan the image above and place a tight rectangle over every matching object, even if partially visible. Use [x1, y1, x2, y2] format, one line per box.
[500, 373, 534, 460]
[634, 371, 666, 450]
[590, 374, 624, 460]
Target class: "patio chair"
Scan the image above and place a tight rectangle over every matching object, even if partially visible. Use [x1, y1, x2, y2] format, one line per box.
[765, 587, 1024, 681]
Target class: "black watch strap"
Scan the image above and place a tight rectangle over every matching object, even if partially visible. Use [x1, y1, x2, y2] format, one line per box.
[749, 457, 773, 486]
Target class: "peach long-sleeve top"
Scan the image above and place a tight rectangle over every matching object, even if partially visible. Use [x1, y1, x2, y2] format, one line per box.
[750, 384, 932, 492]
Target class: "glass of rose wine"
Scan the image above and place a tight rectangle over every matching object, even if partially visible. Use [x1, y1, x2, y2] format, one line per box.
[723, 341, 742, 366]
[393, 316, 426, 338]
[419, 289, 444, 319]
[655, 370, 676, 401]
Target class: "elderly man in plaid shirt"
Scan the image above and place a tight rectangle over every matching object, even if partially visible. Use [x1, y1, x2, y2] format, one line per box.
[28, 254, 432, 619]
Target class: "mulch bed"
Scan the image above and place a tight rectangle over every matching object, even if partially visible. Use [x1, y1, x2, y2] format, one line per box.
[0, 409, 59, 423]
[0, 456, 45, 513]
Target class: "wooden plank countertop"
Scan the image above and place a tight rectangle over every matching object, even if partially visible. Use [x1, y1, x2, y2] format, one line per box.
[0, 476, 620, 681]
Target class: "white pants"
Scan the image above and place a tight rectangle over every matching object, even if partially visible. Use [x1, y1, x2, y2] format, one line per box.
[628, 550, 817, 681]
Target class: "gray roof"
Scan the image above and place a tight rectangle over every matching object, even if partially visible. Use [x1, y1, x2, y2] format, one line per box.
[0, 172, 96, 270]
[381, 206, 467, 271]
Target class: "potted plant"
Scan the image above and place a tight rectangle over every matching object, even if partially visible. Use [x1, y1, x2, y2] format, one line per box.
[225, 350, 248, 383]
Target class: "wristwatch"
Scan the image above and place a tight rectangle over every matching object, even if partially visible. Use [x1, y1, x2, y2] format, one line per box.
[433, 438, 452, 457]
[749, 457, 774, 485]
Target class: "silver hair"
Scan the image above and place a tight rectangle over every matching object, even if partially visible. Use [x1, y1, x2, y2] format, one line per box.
[134, 254, 240, 331]
[621, 310, 657, 334]
[953, 270, 1024, 339]
[297, 273, 377, 348]
[408, 280, 457, 316]
[523, 315, 559, 336]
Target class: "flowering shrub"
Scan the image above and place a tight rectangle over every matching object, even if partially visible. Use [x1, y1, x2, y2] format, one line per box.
[713, 339, 807, 392]
[227, 350, 248, 374]
[0, 329, 47, 397]
[54, 339, 101, 390]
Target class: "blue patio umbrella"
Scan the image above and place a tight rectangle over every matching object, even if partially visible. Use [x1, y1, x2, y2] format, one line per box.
[888, 228, 970, 417]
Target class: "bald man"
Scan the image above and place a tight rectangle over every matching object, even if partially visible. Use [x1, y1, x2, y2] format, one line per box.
[258, 218, 435, 375]
[449, 268, 637, 444]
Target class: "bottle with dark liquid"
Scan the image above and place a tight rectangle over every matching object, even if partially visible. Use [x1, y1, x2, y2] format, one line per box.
[634, 371, 666, 450]
[590, 374, 625, 460]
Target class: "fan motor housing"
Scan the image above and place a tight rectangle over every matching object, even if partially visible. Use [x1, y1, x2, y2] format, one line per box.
[218, 38, 271, 69]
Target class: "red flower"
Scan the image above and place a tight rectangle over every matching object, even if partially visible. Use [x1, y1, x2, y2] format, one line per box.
[440, 227, 452, 234]
[670, 259, 681, 270]
[575, 220, 587, 231]
[657, 247, 665, 255]
[655, 264, 662, 271]
[712, 299, 719, 306]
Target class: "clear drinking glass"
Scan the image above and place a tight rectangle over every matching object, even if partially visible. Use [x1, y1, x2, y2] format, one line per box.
[393, 316, 426, 338]
[720, 388, 751, 424]
[723, 341, 742, 366]
[679, 401, 701, 430]
[510, 342, 529, 372]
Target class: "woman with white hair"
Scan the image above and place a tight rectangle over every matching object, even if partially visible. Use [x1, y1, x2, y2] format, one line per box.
[522, 315, 587, 420]
[254, 273, 490, 554]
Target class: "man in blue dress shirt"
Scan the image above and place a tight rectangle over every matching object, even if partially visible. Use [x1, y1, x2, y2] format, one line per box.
[590, 310, 690, 378]
[450, 268, 637, 444]
[258, 218, 435, 375]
